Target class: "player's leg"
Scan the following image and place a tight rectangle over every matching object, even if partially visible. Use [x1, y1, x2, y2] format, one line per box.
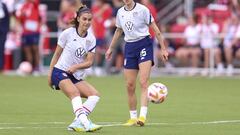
[75, 81, 100, 116]
[137, 60, 152, 126]
[59, 79, 90, 131]
[136, 37, 154, 126]
[123, 69, 138, 126]
[51, 68, 89, 132]
[74, 81, 102, 131]
[122, 40, 140, 126]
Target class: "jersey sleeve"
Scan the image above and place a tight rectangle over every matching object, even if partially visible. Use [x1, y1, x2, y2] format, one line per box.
[57, 30, 68, 48]
[115, 11, 121, 28]
[87, 36, 96, 53]
[143, 7, 154, 25]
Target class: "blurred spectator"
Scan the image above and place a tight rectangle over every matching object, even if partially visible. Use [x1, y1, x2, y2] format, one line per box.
[91, 0, 112, 69]
[234, 37, 240, 60]
[105, 0, 124, 74]
[57, 0, 81, 32]
[16, 0, 41, 74]
[215, 0, 230, 5]
[228, 18, 240, 74]
[198, 14, 219, 76]
[0, 1, 10, 72]
[230, 0, 240, 17]
[216, 13, 239, 76]
[175, 16, 201, 75]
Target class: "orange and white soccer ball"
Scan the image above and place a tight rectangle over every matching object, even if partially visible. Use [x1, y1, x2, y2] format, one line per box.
[147, 82, 168, 104]
[18, 61, 32, 75]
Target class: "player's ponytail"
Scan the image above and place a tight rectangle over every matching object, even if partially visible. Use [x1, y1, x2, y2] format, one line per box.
[70, 4, 91, 28]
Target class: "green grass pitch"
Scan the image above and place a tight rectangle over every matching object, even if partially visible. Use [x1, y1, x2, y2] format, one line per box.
[0, 75, 239, 135]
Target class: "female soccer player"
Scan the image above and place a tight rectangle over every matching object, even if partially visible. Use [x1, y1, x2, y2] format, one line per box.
[48, 5, 102, 132]
[105, 0, 168, 126]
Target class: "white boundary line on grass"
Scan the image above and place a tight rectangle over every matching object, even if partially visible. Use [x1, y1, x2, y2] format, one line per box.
[0, 120, 240, 130]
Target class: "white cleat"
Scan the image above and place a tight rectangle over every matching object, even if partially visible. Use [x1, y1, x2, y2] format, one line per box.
[67, 119, 86, 132]
[86, 121, 102, 132]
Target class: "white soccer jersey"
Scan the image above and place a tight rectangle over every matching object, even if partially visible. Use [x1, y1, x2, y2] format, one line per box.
[55, 27, 96, 80]
[197, 23, 219, 49]
[116, 3, 154, 42]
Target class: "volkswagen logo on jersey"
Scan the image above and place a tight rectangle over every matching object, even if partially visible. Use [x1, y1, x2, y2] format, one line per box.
[125, 21, 134, 31]
[75, 47, 86, 58]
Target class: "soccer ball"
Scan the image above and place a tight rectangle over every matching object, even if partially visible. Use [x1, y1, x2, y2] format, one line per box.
[18, 61, 32, 75]
[147, 82, 168, 104]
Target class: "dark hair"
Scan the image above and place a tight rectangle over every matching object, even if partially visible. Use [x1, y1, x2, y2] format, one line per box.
[70, 4, 91, 27]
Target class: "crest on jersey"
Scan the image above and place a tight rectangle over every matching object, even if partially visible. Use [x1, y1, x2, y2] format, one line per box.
[75, 47, 86, 58]
[133, 12, 138, 17]
[125, 21, 134, 31]
[86, 40, 91, 46]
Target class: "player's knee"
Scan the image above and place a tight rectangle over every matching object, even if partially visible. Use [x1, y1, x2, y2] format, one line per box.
[126, 81, 135, 91]
[139, 79, 148, 90]
[93, 91, 101, 97]
[68, 91, 81, 99]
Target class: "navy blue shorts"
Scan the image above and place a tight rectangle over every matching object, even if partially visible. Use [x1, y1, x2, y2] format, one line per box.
[124, 36, 154, 69]
[51, 67, 82, 90]
[22, 33, 40, 46]
[96, 38, 106, 48]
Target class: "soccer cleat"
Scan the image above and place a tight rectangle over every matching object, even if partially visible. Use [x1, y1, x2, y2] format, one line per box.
[86, 121, 102, 132]
[67, 119, 86, 132]
[122, 118, 137, 126]
[137, 116, 146, 126]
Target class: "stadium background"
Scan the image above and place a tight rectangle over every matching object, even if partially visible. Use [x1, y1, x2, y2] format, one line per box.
[1, 0, 240, 77]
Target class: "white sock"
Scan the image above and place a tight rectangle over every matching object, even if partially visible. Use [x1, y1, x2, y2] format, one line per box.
[71, 96, 90, 129]
[130, 110, 137, 119]
[83, 96, 100, 116]
[71, 96, 84, 117]
[139, 106, 148, 118]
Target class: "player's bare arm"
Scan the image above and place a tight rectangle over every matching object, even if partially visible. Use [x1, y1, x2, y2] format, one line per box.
[150, 22, 169, 62]
[105, 28, 123, 60]
[48, 45, 63, 88]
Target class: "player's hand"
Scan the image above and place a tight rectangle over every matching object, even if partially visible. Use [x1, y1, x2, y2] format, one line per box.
[160, 49, 169, 63]
[105, 48, 113, 61]
[67, 65, 77, 74]
[47, 73, 53, 89]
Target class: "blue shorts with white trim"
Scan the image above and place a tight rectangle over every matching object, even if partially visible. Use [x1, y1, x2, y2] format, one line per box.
[124, 36, 154, 69]
[51, 67, 82, 90]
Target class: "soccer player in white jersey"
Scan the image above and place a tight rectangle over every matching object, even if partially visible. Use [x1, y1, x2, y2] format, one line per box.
[48, 4, 102, 132]
[105, 0, 168, 126]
